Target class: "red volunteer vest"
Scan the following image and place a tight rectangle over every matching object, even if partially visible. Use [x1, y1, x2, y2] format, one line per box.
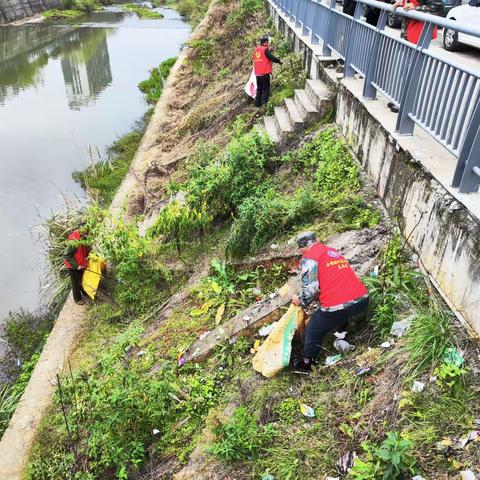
[303, 242, 367, 308]
[64, 230, 88, 270]
[253, 45, 272, 76]
[403, 0, 437, 44]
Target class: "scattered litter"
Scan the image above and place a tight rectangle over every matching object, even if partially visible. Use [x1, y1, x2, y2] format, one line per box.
[444, 347, 465, 367]
[325, 477, 340, 480]
[325, 355, 342, 366]
[269, 292, 278, 300]
[336, 451, 357, 474]
[198, 331, 210, 341]
[369, 265, 379, 278]
[177, 356, 185, 367]
[252, 287, 262, 296]
[356, 367, 371, 376]
[251, 307, 260, 316]
[259, 322, 278, 337]
[391, 317, 412, 337]
[152, 429, 160, 435]
[380, 341, 392, 349]
[457, 431, 478, 449]
[215, 303, 225, 325]
[429, 375, 437, 382]
[136, 350, 146, 357]
[251, 339, 261, 354]
[411, 381, 425, 393]
[262, 474, 274, 480]
[270, 243, 279, 249]
[412, 476, 425, 480]
[435, 438, 453, 453]
[243, 315, 251, 323]
[474, 418, 480, 426]
[460, 471, 476, 480]
[334, 331, 347, 339]
[333, 339, 355, 353]
[124, 345, 132, 353]
[287, 238, 295, 245]
[300, 403, 315, 418]
[356, 348, 382, 368]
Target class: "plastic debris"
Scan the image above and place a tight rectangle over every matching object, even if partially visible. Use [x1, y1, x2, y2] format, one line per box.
[333, 339, 355, 353]
[252, 287, 262, 296]
[259, 322, 278, 337]
[369, 265, 379, 278]
[457, 431, 478, 449]
[443, 347, 465, 367]
[460, 471, 476, 480]
[356, 367, 371, 376]
[334, 331, 347, 339]
[325, 355, 342, 366]
[380, 341, 392, 349]
[177, 356, 185, 367]
[270, 243, 279, 249]
[474, 418, 480, 426]
[411, 381, 425, 393]
[243, 315, 251, 323]
[251, 339, 261, 354]
[198, 331, 210, 341]
[262, 474, 274, 480]
[336, 451, 357, 474]
[152, 429, 160, 435]
[325, 477, 340, 480]
[300, 403, 315, 418]
[390, 318, 412, 337]
[136, 350, 146, 357]
[269, 292, 278, 300]
[412, 476, 425, 480]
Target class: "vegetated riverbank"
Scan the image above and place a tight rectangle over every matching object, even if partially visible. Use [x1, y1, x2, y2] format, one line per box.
[5, 1, 480, 480]
[0, 53, 177, 439]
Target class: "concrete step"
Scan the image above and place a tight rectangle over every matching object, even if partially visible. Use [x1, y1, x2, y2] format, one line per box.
[284, 97, 306, 131]
[305, 79, 333, 117]
[294, 88, 319, 123]
[264, 115, 281, 144]
[254, 122, 267, 136]
[273, 106, 294, 138]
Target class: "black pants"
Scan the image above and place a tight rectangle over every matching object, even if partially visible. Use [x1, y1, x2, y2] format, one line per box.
[255, 74, 271, 107]
[69, 269, 84, 302]
[303, 298, 369, 358]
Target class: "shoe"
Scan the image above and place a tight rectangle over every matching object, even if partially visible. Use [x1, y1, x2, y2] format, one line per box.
[292, 357, 314, 372]
[388, 103, 399, 113]
[75, 299, 85, 305]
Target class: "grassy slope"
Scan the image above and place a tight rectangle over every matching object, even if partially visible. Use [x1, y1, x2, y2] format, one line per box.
[21, 1, 480, 479]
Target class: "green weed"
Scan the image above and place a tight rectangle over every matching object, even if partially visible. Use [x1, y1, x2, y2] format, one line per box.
[209, 406, 274, 461]
[138, 57, 176, 104]
[122, 3, 164, 18]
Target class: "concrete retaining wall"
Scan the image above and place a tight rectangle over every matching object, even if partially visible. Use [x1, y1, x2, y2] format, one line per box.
[0, 0, 61, 23]
[270, 3, 480, 331]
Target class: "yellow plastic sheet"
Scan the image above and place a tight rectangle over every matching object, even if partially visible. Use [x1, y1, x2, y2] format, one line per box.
[252, 305, 306, 378]
[82, 254, 106, 300]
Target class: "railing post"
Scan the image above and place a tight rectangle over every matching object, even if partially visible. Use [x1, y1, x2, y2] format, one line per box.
[396, 21, 433, 135]
[453, 95, 480, 192]
[362, 10, 388, 99]
[310, 1, 321, 45]
[344, 2, 363, 78]
[322, 0, 337, 56]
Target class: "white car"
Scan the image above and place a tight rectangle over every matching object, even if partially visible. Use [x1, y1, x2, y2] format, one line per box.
[443, 0, 480, 51]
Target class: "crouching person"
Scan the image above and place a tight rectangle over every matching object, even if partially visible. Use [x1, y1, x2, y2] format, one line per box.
[64, 225, 89, 305]
[291, 232, 369, 371]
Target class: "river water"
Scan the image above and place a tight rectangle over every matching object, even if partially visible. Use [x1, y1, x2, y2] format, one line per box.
[0, 7, 190, 323]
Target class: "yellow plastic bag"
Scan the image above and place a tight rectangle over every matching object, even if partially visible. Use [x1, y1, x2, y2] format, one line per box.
[252, 305, 306, 378]
[82, 254, 106, 300]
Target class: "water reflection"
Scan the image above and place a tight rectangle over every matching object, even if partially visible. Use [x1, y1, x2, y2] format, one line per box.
[0, 25, 116, 108]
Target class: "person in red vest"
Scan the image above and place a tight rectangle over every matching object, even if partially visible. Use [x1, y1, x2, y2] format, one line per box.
[392, 0, 443, 45]
[253, 35, 282, 108]
[291, 232, 369, 371]
[64, 225, 89, 305]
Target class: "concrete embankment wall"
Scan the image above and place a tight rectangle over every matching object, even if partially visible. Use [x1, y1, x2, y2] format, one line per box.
[269, 2, 480, 332]
[0, 0, 61, 23]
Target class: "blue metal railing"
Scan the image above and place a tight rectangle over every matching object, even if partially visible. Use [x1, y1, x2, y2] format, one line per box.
[271, 0, 480, 194]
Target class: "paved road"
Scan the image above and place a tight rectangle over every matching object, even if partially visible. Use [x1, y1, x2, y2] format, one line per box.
[386, 23, 480, 71]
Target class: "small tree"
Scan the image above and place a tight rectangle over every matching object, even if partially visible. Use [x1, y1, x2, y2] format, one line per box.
[149, 201, 212, 256]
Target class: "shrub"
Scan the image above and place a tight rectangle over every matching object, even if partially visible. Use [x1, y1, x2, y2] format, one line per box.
[209, 407, 274, 461]
[148, 200, 212, 255]
[123, 3, 164, 18]
[138, 57, 176, 104]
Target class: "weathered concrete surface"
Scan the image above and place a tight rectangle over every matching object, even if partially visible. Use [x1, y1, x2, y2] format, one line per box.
[0, 0, 61, 23]
[184, 227, 387, 363]
[0, 296, 85, 480]
[268, 0, 480, 331]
